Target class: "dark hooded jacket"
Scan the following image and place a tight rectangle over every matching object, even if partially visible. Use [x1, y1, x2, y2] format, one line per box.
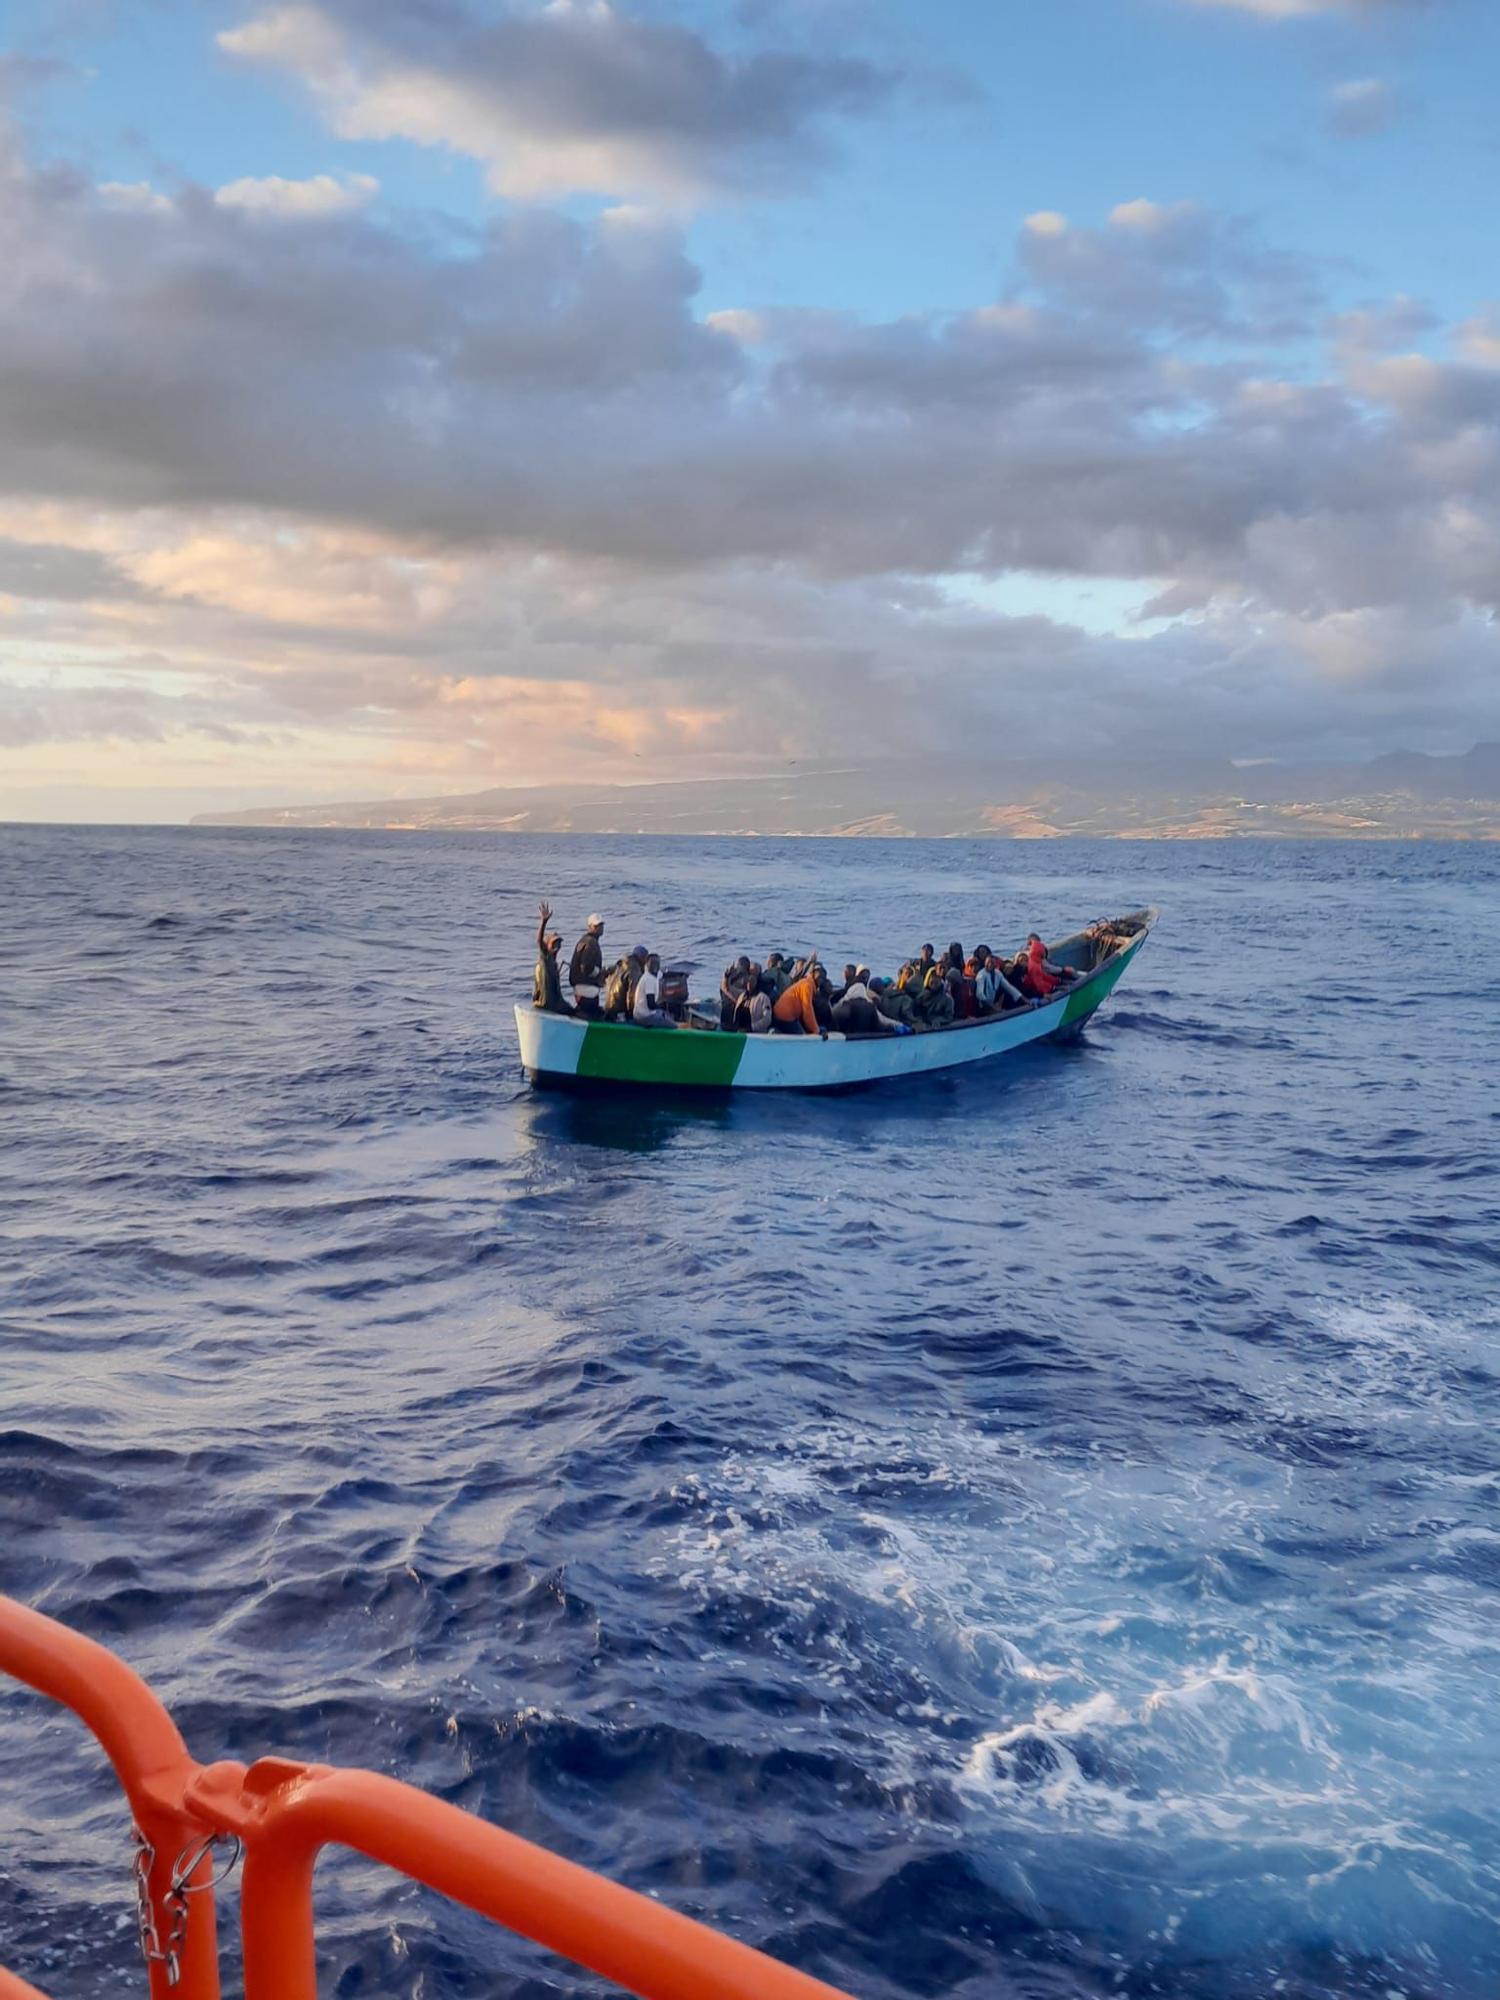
[569, 932, 604, 989]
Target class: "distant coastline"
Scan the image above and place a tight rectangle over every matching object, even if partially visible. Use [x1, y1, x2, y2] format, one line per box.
[192, 745, 1500, 841]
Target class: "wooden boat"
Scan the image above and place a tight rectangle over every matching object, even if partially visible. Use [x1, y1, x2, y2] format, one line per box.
[516, 908, 1158, 1093]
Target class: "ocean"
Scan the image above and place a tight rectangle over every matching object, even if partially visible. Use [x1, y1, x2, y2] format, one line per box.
[1, 825, 1497, 1999]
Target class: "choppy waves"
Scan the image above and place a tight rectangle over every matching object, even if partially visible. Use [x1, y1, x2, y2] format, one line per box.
[1, 827, 1498, 1998]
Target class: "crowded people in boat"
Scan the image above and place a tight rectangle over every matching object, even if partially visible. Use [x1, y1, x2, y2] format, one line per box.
[532, 907, 1098, 1029]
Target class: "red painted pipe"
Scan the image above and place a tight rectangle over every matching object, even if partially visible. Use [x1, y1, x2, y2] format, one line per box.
[0, 1596, 220, 1999]
[1, 1594, 861, 2000]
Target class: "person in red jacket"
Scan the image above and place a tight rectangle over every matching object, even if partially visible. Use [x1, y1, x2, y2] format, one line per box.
[1024, 933, 1076, 999]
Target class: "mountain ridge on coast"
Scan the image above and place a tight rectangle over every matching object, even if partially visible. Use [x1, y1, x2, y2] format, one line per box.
[192, 744, 1500, 840]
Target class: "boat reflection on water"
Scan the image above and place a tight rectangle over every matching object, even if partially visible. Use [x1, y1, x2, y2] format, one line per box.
[522, 1087, 735, 1156]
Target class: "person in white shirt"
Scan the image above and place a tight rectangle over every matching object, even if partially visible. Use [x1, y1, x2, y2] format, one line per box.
[973, 944, 1023, 1012]
[631, 951, 674, 1028]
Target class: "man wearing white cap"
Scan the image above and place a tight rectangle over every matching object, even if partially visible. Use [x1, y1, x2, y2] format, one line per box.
[568, 913, 606, 1016]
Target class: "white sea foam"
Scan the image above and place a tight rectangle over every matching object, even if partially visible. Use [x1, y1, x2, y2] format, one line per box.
[1289, 1293, 1495, 1428]
[649, 1396, 1500, 1970]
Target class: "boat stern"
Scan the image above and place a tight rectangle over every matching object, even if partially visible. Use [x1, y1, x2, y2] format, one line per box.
[515, 1004, 588, 1082]
[515, 1006, 751, 1088]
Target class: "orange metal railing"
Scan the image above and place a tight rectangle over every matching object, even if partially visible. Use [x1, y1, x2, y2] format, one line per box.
[0, 1971, 52, 2000]
[0, 1593, 858, 2000]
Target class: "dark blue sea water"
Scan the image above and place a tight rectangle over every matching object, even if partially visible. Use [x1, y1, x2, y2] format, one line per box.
[2, 827, 1498, 2000]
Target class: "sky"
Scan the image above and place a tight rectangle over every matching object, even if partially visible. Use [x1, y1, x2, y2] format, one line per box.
[1, 0, 1497, 822]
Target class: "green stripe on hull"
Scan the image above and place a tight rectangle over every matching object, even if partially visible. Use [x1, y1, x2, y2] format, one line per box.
[1058, 937, 1136, 1029]
[577, 1020, 747, 1085]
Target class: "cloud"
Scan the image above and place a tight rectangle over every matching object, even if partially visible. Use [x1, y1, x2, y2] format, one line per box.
[218, 0, 898, 203]
[98, 180, 173, 212]
[1012, 199, 1321, 340]
[1455, 311, 1500, 371]
[1325, 78, 1400, 139]
[0, 533, 141, 603]
[1181, 0, 1429, 18]
[0, 53, 73, 103]
[2, 127, 1499, 789]
[214, 171, 379, 216]
[7, 523, 1494, 792]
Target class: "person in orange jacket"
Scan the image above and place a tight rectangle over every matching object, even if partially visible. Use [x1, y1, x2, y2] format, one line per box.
[772, 963, 827, 1036]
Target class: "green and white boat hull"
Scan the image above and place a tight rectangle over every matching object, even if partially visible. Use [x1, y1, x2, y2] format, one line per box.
[516, 909, 1157, 1094]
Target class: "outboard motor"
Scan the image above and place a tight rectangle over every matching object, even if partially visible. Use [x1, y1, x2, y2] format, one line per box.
[659, 964, 692, 1020]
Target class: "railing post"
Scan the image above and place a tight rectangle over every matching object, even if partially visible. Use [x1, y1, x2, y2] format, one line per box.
[239, 1839, 320, 2000]
[0, 1596, 221, 2000]
[187, 1757, 323, 2000]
